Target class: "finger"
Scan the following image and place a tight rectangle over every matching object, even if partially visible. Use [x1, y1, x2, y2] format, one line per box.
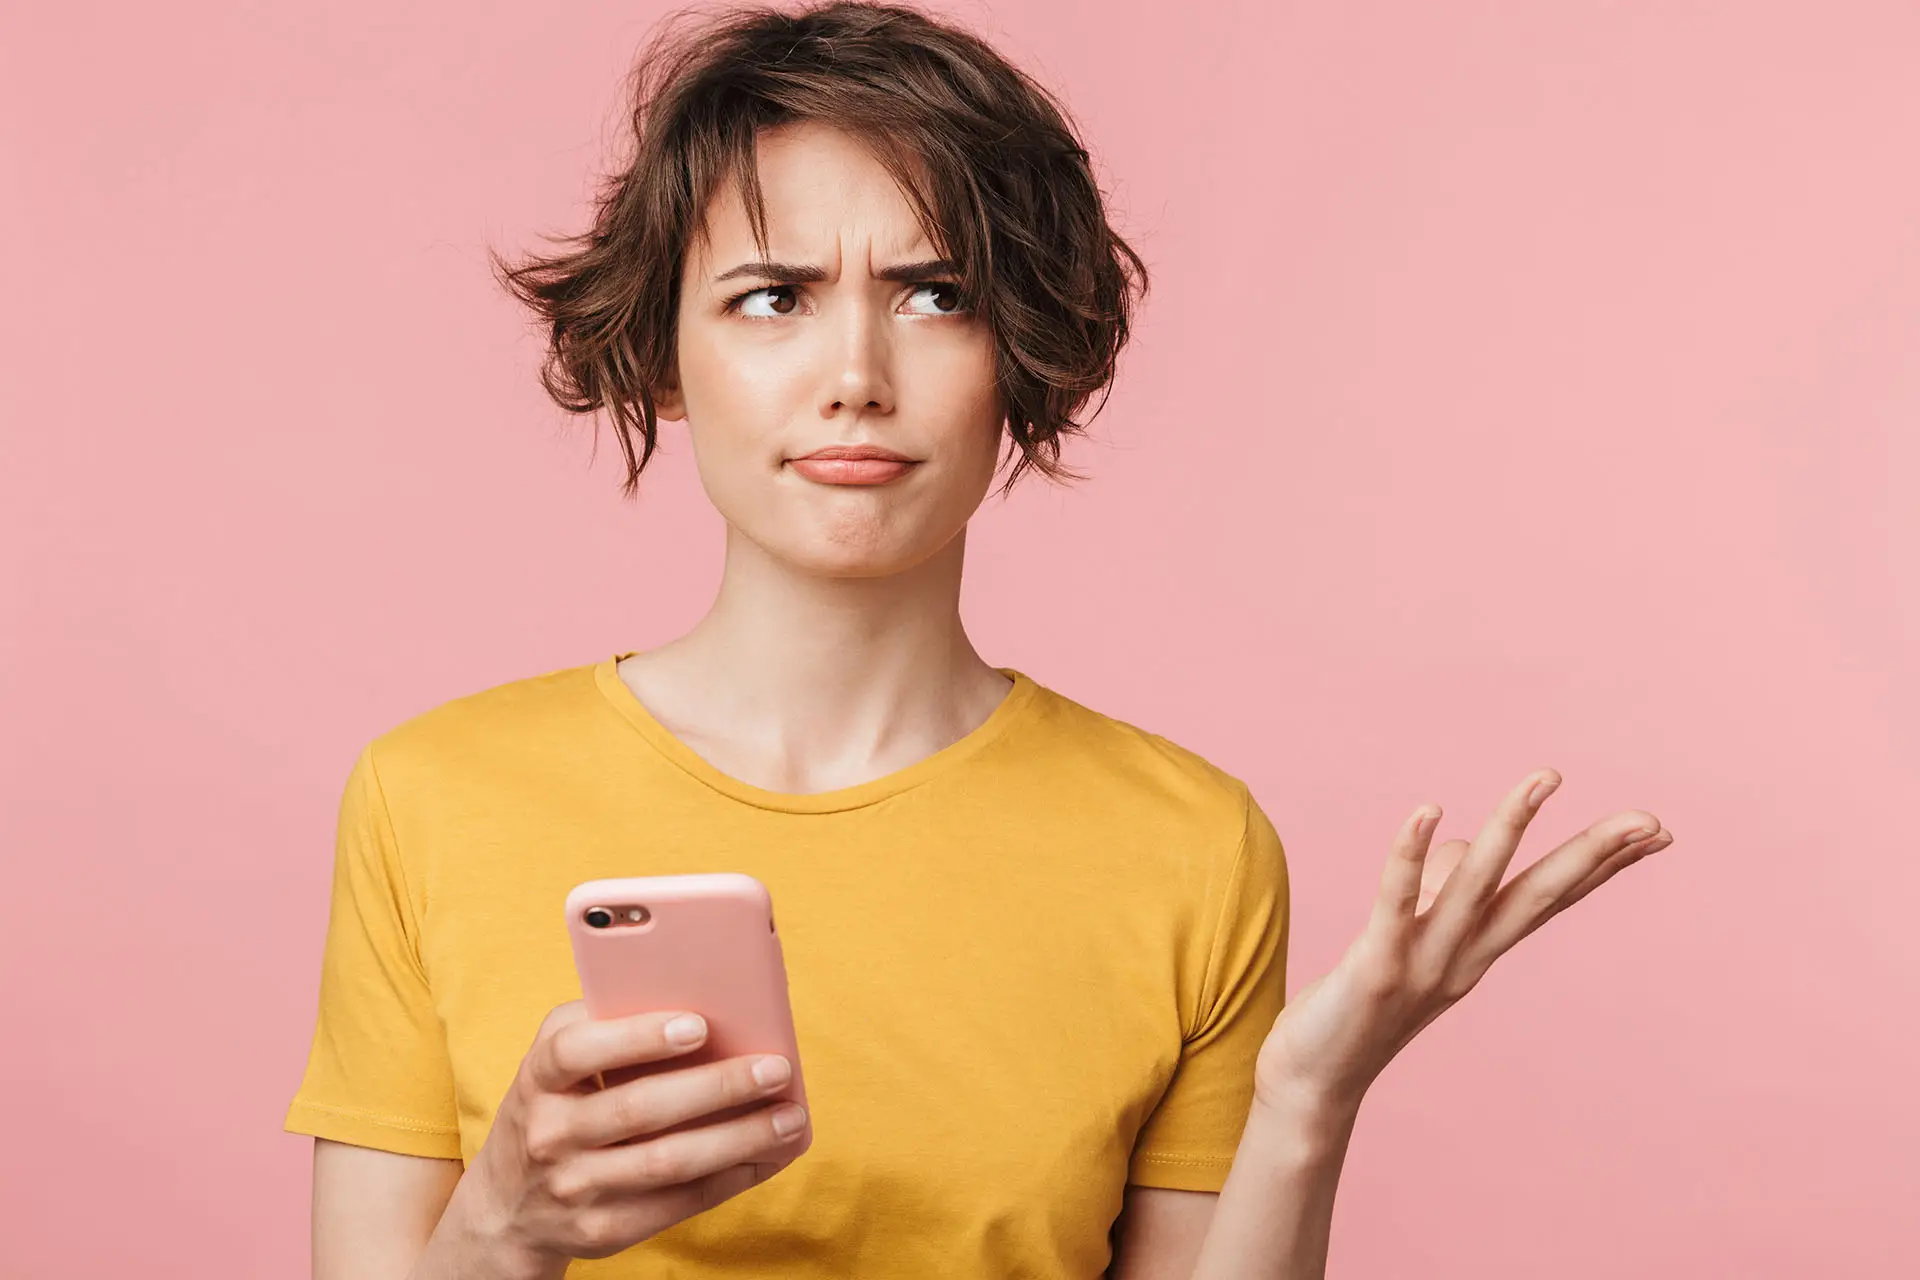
[1420, 768, 1559, 955]
[693, 1162, 771, 1211]
[1415, 839, 1471, 915]
[528, 1010, 709, 1094]
[1467, 819, 1673, 966]
[565, 1098, 808, 1195]
[570, 1053, 795, 1148]
[1368, 806, 1441, 937]
[535, 1000, 589, 1039]
[607, 1161, 777, 1238]
[1535, 824, 1672, 928]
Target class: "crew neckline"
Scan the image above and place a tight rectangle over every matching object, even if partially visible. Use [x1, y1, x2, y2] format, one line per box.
[592, 653, 1043, 814]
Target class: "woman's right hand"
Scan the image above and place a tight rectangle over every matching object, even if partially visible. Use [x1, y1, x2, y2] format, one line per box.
[433, 1000, 808, 1280]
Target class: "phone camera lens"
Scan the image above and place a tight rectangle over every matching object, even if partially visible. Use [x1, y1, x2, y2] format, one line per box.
[584, 907, 613, 929]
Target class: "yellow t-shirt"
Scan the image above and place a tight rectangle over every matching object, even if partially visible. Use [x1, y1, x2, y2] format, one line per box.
[286, 655, 1289, 1278]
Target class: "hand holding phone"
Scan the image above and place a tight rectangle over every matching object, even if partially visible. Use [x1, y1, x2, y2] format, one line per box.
[422, 875, 808, 1278]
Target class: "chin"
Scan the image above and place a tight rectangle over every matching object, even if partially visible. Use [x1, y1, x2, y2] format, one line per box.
[789, 550, 923, 579]
[750, 507, 957, 580]
[779, 531, 946, 580]
[711, 467, 989, 580]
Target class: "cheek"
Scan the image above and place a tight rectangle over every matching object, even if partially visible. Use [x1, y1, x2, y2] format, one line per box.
[683, 423, 777, 533]
[951, 391, 1007, 491]
[923, 342, 1005, 463]
[678, 367, 789, 498]
[941, 436, 1001, 521]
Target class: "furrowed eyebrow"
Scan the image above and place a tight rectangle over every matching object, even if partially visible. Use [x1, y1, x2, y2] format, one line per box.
[711, 258, 959, 285]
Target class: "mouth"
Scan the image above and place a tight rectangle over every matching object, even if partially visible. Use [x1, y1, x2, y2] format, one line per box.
[785, 444, 920, 486]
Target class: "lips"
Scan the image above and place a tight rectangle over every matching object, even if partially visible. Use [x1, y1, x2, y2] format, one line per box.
[786, 444, 919, 486]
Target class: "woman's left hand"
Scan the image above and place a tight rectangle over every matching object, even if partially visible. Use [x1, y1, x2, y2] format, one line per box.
[1253, 768, 1675, 1120]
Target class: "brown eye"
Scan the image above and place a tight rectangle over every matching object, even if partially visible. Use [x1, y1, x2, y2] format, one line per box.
[730, 285, 799, 316]
[907, 282, 967, 315]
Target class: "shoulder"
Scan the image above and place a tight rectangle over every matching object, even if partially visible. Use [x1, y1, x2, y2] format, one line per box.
[357, 656, 615, 792]
[1014, 674, 1269, 854]
[1014, 676, 1290, 959]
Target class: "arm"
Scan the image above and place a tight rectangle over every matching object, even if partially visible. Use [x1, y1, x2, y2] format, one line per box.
[1109, 786, 1289, 1280]
[1184, 1100, 1355, 1279]
[1107, 1187, 1218, 1280]
[312, 1139, 461, 1280]
[1105, 1104, 1353, 1280]
[312, 1136, 564, 1280]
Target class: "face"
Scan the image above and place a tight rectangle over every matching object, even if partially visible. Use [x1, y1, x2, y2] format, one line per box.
[653, 121, 1006, 579]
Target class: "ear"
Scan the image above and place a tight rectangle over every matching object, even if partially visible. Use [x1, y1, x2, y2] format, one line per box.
[651, 378, 687, 423]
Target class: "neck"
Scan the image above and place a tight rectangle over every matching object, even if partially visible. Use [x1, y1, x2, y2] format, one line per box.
[619, 524, 1011, 793]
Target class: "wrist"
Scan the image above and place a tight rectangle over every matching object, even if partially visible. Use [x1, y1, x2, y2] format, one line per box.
[423, 1168, 563, 1280]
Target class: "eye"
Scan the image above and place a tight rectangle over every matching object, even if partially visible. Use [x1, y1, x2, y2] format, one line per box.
[721, 281, 969, 318]
[727, 285, 801, 317]
[904, 282, 968, 315]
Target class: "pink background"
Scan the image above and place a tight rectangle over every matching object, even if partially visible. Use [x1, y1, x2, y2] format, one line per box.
[4, 1, 1915, 1274]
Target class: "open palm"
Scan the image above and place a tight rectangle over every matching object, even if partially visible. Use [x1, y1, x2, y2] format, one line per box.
[1254, 769, 1676, 1112]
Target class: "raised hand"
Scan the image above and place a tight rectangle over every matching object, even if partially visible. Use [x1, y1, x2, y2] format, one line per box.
[1253, 769, 1674, 1116]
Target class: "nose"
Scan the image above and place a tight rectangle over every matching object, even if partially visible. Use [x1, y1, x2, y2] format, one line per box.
[820, 300, 894, 419]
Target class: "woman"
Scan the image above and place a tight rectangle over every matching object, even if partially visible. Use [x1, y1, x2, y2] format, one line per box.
[285, 3, 1675, 1277]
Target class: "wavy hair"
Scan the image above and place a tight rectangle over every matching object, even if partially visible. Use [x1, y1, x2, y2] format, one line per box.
[494, 0, 1150, 497]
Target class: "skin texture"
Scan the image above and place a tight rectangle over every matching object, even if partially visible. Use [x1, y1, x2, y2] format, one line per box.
[310, 122, 1677, 1280]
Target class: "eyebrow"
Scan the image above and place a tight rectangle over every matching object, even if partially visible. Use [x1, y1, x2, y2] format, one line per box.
[711, 258, 959, 285]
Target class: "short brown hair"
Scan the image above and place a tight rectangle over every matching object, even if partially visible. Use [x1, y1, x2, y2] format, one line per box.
[493, 0, 1150, 497]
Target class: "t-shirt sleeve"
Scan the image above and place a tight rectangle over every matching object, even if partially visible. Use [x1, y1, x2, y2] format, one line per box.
[284, 743, 464, 1159]
[1127, 787, 1291, 1192]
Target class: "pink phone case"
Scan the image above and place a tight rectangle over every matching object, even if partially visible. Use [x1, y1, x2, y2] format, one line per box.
[564, 873, 811, 1156]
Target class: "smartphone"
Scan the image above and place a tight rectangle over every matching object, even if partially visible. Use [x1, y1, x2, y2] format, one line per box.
[565, 873, 811, 1155]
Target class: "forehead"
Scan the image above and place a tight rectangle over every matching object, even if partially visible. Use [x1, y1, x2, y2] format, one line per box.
[689, 121, 938, 270]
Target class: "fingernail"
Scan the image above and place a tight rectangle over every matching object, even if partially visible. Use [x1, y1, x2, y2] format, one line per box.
[772, 1104, 807, 1138]
[752, 1055, 791, 1088]
[1528, 774, 1560, 807]
[665, 1014, 706, 1046]
[1623, 827, 1658, 843]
